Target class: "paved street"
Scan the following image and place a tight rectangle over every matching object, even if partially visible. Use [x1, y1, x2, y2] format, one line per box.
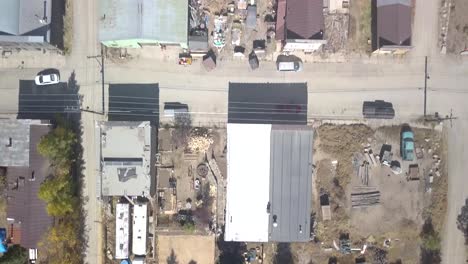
[0, 0, 467, 263]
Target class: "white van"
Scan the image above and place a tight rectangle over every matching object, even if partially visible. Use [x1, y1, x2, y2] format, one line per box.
[276, 61, 303, 72]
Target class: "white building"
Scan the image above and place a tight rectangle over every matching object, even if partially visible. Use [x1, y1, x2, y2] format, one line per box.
[96, 121, 154, 197]
[132, 203, 148, 256]
[224, 124, 313, 242]
[115, 203, 130, 259]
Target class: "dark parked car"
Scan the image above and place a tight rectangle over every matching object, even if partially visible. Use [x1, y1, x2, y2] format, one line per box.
[362, 100, 395, 119]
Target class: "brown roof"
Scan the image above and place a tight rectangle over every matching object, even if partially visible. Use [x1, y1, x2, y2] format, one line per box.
[6, 124, 53, 249]
[377, 0, 411, 47]
[275, 0, 286, 40]
[285, 0, 324, 40]
[8, 223, 22, 244]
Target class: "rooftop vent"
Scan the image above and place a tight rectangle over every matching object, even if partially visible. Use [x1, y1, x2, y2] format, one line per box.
[118, 167, 137, 182]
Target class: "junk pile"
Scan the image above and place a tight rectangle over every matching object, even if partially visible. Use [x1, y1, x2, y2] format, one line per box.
[188, 128, 214, 152]
[213, 16, 227, 50]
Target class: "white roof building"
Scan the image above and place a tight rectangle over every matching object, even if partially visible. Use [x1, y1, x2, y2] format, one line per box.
[132, 203, 148, 256]
[115, 203, 130, 259]
[225, 123, 313, 242]
[96, 121, 153, 197]
[225, 124, 272, 242]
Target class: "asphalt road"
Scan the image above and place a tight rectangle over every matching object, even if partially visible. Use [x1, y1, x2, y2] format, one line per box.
[0, 0, 467, 263]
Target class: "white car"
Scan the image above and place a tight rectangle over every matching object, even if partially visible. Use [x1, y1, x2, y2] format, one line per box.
[35, 73, 60, 86]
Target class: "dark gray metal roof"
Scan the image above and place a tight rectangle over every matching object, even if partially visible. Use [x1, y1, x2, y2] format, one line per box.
[17, 80, 80, 120]
[268, 125, 313, 242]
[228, 83, 308, 125]
[108, 83, 159, 123]
[6, 124, 53, 249]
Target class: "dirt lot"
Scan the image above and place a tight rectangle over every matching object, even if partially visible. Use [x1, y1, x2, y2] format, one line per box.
[157, 235, 215, 264]
[310, 123, 445, 263]
[347, 0, 372, 54]
[156, 125, 227, 233]
[446, 0, 468, 53]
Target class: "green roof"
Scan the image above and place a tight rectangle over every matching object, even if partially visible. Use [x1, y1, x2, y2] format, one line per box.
[99, 0, 188, 47]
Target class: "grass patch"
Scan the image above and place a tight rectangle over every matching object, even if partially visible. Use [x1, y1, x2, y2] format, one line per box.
[348, 0, 372, 54]
[63, 0, 73, 54]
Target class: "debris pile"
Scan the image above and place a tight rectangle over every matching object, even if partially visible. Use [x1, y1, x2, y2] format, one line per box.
[324, 13, 349, 53]
[213, 15, 227, 50]
[188, 128, 214, 152]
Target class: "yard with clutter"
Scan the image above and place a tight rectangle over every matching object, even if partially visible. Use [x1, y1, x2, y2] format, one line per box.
[308, 123, 447, 263]
[155, 122, 227, 236]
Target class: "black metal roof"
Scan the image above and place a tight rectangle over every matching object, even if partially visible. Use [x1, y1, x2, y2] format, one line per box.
[108, 83, 159, 123]
[17, 80, 80, 120]
[228, 83, 308, 124]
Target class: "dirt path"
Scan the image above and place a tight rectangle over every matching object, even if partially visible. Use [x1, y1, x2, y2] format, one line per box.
[442, 120, 468, 263]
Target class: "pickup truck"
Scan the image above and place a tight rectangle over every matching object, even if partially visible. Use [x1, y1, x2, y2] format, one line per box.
[401, 129, 415, 161]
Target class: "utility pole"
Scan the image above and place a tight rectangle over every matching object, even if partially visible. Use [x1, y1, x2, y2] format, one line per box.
[86, 44, 105, 115]
[424, 56, 428, 118]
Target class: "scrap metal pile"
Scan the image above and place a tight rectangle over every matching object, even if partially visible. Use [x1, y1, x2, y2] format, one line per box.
[351, 187, 381, 208]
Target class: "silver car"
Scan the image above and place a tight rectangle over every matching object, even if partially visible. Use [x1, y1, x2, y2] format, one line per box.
[35, 73, 60, 86]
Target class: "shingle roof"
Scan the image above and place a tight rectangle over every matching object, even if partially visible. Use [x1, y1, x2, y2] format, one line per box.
[376, 0, 411, 47]
[6, 124, 53, 249]
[286, 0, 324, 40]
[268, 125, 313, 242]
[228, 83, 308, 125]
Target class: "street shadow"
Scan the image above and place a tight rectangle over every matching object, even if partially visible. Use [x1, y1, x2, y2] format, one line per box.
[217, 230, 247, 264]
[273, 243, 293, 264]
[167, 249, 179, 264]
[188, 261, 197, 264]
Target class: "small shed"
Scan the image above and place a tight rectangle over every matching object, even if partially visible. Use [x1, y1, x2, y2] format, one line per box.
[246, 5, 257, 29]
[202, 50, 216, 71]
[248, 51, 259, 70]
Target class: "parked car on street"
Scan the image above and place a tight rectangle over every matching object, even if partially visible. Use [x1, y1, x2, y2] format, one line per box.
[362, 100, 395, 119]
[35, 69, 60, 86]
[276, 55, 303, 72]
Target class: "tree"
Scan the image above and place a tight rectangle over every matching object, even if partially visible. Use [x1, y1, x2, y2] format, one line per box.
[38, 175, 76, 217]
[457, 198, 468, 244]
[37, 126, 77, 169]
[0, 245, 28, 264]
[38, 222, 81, 264]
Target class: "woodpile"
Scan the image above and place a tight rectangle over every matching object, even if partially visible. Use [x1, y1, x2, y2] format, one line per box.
[351, 190, 380, 208]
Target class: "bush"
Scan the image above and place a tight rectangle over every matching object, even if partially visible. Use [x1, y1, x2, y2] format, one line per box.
[457, 198, 468, 244]
[38, 174, 77, 217]
[0, 245, 28, 264]
[37, 126, 77, 169]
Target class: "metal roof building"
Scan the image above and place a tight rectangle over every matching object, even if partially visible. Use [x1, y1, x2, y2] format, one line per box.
[225, 124, 313, 242]
[108, 83, 159, 124]
[0, 120, 42, 167]
[99, 0, 188, 48]
[0, 0, 52, 44]
[132, 203, 148, 256]
[96, 121, 154, 197]
[228, 83, 308, 125]
[115, 203, 130, 259]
